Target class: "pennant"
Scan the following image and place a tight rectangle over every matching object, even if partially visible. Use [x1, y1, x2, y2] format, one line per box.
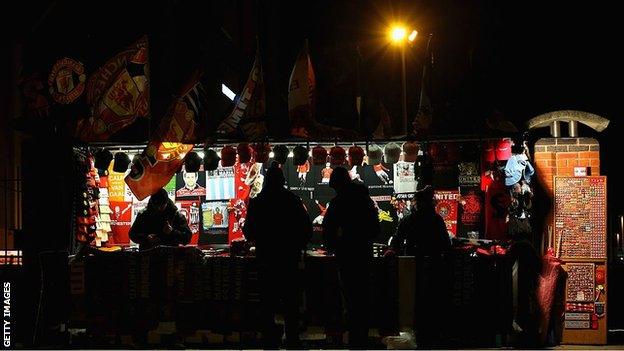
[217, 48, 267, 141]
[288, 40, 316, 138]
[412, 34, 433, 136]
[76, 36, 150, 141]
[373, 101, 393, 139]
[124, 71, 205, 200]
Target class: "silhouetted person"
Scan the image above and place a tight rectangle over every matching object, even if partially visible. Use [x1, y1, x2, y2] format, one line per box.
[244, 163, 312, 348]
[322, 167, 380, 348]
[390, 186, 451, 348]
[129, 188, 192, 250]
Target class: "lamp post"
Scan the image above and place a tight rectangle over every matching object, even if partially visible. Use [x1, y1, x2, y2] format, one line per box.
[390, 26, 417, 135]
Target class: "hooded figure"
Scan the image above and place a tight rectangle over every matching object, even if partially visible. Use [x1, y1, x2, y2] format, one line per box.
[243, 162, 312, 348]
[129, 188, 192, 250]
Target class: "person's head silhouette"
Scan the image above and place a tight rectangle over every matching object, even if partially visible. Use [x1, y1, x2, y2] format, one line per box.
[329, 167, 351, 193]
[263, 162, 285, 191]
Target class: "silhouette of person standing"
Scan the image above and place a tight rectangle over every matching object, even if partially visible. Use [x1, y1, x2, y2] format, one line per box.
[322, 167, 380, 348]
[390, 185, 451, 348]
[243, 163, 312, 348]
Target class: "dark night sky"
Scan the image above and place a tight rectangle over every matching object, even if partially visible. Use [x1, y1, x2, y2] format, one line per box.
[4, 0, 622, 208]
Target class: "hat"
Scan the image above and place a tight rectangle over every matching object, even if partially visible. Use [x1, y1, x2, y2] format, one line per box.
[384, 142, 401, 164]
[184, 151, 202, 172]
[273, 145, 289, 164]
[203, 149, 220, 171]
[312, 145, 328, 165]
[94, 149, 113, 171]
[367, 144, 383, 165]
[292, 145, 309, 166]
[252, 143, 271, 163]
[329, 146, 346, 166]
[483, 141, 495, 163]
[402, 141, 419, 162]
[495, 139, 512, 161]
[112, 152, 131, 172]
[221, 145, 237, 167]
[237, 143, 253, 163]
[348, 146, 364, 166]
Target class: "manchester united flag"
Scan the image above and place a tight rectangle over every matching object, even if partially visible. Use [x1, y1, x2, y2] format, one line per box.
[124, 71, 206, 200]
[218, 48, 267, 141]
[288, 40, 316, 138]
[76, 36, 150, 141]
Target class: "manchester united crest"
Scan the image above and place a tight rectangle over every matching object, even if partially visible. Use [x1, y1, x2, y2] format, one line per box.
[48, 57, 86, 104]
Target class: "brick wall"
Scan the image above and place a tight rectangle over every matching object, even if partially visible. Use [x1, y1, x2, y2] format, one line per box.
[533, 137, 600, 196]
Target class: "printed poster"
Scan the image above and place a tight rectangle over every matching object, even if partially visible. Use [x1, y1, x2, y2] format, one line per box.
[175, 170, 207, 200]
[434, 190, 459, 237]
[458, 187, 484, 239]
[176, 200, 201, 245]
[110, 200, 132, 244]
[205, 167, 235, 201]
[393, 162, 417, 194]
[201, 201, 229, 230]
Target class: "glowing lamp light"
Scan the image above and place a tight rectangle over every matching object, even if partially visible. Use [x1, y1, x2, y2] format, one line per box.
[390, 27, 407, 42]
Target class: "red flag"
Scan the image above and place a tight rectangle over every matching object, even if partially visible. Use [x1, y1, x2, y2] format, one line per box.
[76, 36, 150, 141]
[288, 40, 316, 138]
[218, 49, 267, 141]
[124, 71, 206, 200]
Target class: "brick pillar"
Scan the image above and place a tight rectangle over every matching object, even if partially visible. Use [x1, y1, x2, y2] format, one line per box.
[533, 137, 600, 251]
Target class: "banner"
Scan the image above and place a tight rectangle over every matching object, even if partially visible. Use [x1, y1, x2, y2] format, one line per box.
[393, 162, 417, 194]
[434, 190, 459, 237]
[288, 40, 316, 138]
[76, 36, 150, 141]
[218, 50, 267, 140]
[373, 101, 393, 139]
[412, 34, 433, 136]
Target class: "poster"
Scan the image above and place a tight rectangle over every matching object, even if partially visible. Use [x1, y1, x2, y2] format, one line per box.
[458, 187, 484, 239]
[393, 162, 417, 194]
[176, 200, 201, 245]
[110, 200, 132, 244]
[175, 170, 206, 200]
[163, 176, 176, 201]
[202, 201, 229, 230]
[107, 163, 128, 202]
[205, 167, 235, 201]
[434, 190, 459, 237]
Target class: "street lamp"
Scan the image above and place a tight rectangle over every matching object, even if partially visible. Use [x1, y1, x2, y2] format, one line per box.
[389, 25, 418, 135]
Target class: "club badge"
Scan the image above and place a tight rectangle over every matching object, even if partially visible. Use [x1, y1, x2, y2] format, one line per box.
[48, 57, 86, 104]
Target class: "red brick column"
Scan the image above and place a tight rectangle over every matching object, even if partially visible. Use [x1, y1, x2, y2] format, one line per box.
[533, 137, 600, 251]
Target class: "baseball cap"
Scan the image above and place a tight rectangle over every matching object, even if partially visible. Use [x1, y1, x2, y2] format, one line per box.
[252, 143, 271, 163]
[367, 144, 383, 165]
[329, 146, 346, 166]
[312, 145, 328, 165]
[203, 149, 220, 171]
[112, 152, 131, 172]
[348, 145, 364, 166]
[293, 145, 309, 166]
[495, 139, 512, 161]
[94, 149, 113, 171]
[273, 145, 289, 164]
[221, 145, 237, 167]
[237, 143, 253, 163]
[384, 142, 401, 164]
[184, 151, 202, 172]
[402, 141, 419, 162]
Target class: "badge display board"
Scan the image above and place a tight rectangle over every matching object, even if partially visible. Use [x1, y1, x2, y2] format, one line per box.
[555, 176, 607, 345]
[554, 176, 606, 260]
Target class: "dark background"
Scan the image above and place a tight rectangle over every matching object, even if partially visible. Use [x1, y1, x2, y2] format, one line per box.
[2, 0, 623, 346]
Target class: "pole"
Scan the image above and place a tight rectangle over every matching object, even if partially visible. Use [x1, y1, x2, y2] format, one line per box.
[401, 44, 407, 135]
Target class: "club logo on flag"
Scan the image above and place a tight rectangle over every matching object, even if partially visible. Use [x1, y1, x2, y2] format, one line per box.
[48, 57, 86, 104]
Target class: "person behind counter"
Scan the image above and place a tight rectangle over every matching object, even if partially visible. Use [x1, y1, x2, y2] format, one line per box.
[129, 188, 192, 250]
[322, 166, 380, 349]
[243, 162, 312, 348]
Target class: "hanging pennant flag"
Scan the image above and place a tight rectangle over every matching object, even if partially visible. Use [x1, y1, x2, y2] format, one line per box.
[124, 71, 206, 200]
[75, 35, 150, 141]
[217, 45, 267, 141]
[412, 34, 433, 137]
[373, 101, 393, 139]
[288, 40, 316, 138]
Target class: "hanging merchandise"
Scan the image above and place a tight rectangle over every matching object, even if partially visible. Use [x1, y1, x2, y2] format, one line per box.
[384, 142, 401, 164]
[367, 144, 383, 165]
[273, 145, 289, 164]
[221, 145, 237, 167]
[402, 141, 419, 162]
[237, 143, 253, 163]
[203, 149, 220, 171]
[312, 145, 328, 165]
[293, 145, 309, 166]
[113, 152, 131, 172]
[348, 145, 364, 167]
[329, 146, 346, 166]
[504, 153, 535, 187]
[434, 189, 460, 237]
[184, 151, 202, 172]
[94, 149, 113, 171]
[252, 143, 271, 163]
